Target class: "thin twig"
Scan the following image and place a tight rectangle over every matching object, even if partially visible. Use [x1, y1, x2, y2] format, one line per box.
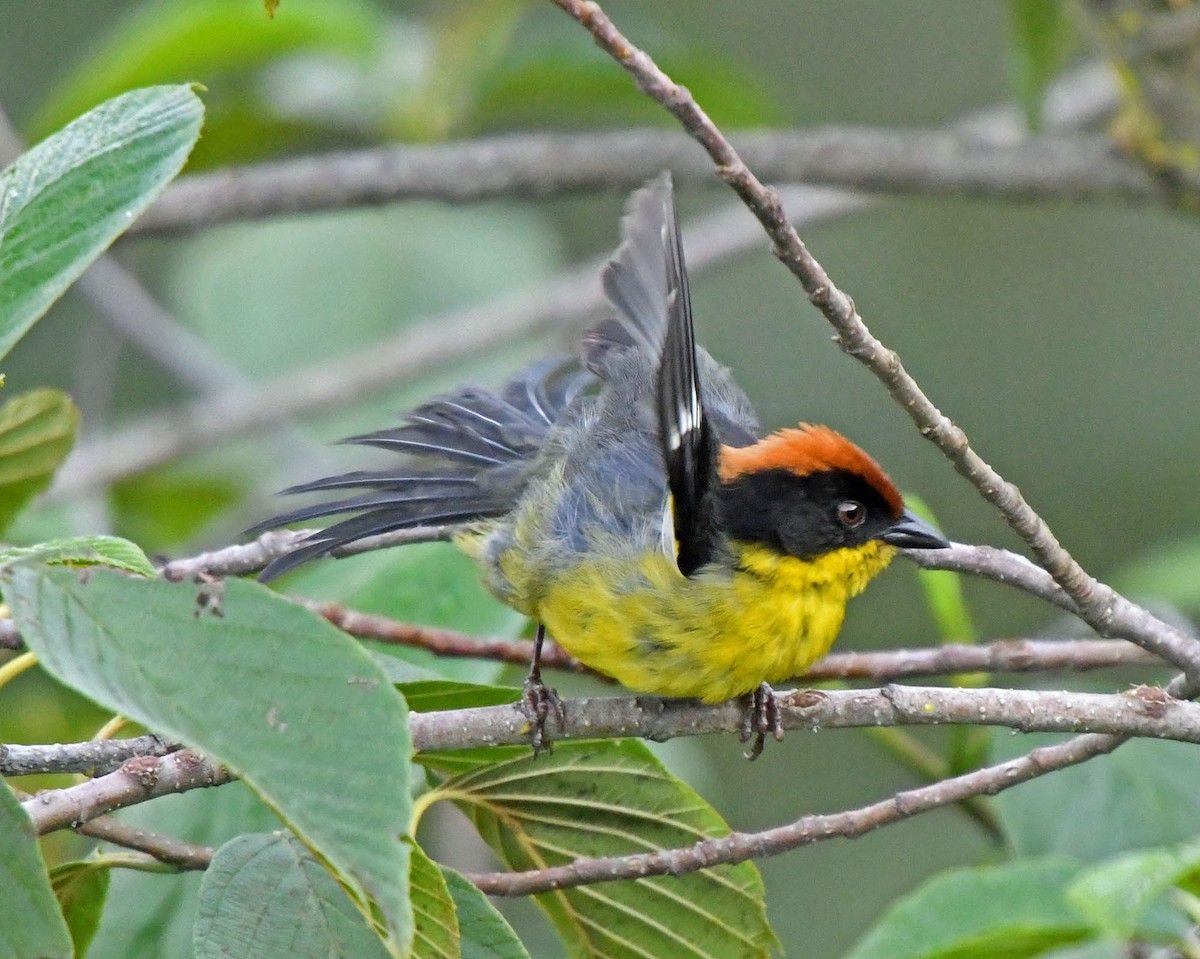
[467, 727, 1125, 895]
[126, 127, 1151, 238]
[549, 0, 1200, 681]
[304, 598, 1161, 679]
[157, 525, 457, 582]
[76, 815, 215, 871]
[0, 735, 179, 776]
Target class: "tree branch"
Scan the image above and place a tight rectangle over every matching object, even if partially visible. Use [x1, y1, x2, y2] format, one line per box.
[548, 0, 1200, 682]
[126, 127, 1151, 238]
[17, 683, 1194, 836]
[22, 750, 231, 834]
[405, 683, 1194, 752]
[0, 734, 178, 776]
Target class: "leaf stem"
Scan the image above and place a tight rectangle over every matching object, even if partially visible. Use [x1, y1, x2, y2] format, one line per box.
[0, 650, 37, 690]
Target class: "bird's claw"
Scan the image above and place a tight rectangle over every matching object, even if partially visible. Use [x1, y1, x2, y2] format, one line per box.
[740, 682, 785, 761]
[521, 674, 565, 755]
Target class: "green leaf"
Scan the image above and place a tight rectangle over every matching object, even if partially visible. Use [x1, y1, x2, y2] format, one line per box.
[0, 780, 74, 959]
[0, 390, 78, 535]
[110, 468, 243, 550]
[0, 85, 203, 361]
[1006, 0, 1074, 130]
[844, 857, 1092, 959]
[410, 843, 459, 959]
[400, 680, 520, 713]
[993, 737, 1200, 860]
[5, 567, 414, 954]
[0, 535, 155, 577]
[50, 861, 111, 958]
[194, 832, 391, 959]
[30, 0, 380, 140]
[422, 740, 777, 959]
[88, 782, 279, 959]
[441, 866, 531, 959]
[399, 0, 530, 141]
[904, 495, 975, 646]
[1111, 534, 1200, 613]
[475, 54, 783, 131]
[1067, 840, 1200, 941]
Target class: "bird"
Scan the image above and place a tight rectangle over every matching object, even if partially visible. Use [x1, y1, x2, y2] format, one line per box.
[252, 173, 950, 757]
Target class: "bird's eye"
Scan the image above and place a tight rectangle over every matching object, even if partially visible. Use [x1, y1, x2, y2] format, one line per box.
[837, 501, 866, 529]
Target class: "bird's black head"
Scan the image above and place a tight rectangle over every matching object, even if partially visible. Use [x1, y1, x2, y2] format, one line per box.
[717, 425, 949, 560]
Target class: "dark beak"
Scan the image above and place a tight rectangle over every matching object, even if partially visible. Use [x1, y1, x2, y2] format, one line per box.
[880, 508, 951, 550]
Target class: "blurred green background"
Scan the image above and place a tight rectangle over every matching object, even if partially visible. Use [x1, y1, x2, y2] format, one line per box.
[1, 1, 1197, 957]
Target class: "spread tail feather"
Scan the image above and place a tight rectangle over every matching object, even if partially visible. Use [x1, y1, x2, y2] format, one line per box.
[252, 357, 594, 580]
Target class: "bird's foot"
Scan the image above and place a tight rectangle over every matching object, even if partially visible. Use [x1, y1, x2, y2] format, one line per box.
[740, 682, 785, 761]
[521, 672, 565, 756]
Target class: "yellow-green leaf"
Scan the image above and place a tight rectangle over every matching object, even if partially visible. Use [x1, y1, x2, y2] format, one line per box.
[422, 740, 777, 959]
[442, 866, 530, 959]
[50, 861, 111, 958]
[0, 535, 155, 577]
[0, 389, 78, 535]
[410, 843, 459, 959]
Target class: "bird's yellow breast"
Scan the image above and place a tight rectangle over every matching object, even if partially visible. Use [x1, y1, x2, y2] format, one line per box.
[520, 539, 897, 702]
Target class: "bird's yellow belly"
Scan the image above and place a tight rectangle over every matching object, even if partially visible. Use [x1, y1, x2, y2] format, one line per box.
[532, 541, 896, 702]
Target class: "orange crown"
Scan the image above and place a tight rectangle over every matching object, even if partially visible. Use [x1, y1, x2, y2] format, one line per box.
[718, 424, 903, 513]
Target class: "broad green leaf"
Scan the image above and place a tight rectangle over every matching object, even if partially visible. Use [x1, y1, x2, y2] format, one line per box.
[422, 740, 777, 959]
[410, 843, 459, 959]
[844, 857, 1092, 959]
[1006, 0, 1074, 130]
[0, 535, 155, 577]
[1067, 840, 1200, 941]
[0, 85, 203, 361]
[400, 680, 520, 713]
[0, 779, 73, 959]
[194, 832, 390, 959]
[993, 736, 1200, 860]
[442, 866, 531, 959]
[50, 861, 111, 958]
[30, 0, 380, 140]
[0, 390, 78, 535]
[88, 782, 280, 959]
[5, 567, 414, 954]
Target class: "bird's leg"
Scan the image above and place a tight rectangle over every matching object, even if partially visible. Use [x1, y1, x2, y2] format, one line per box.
[521, 623, 565, 754]
[740, 682, 785, 761]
